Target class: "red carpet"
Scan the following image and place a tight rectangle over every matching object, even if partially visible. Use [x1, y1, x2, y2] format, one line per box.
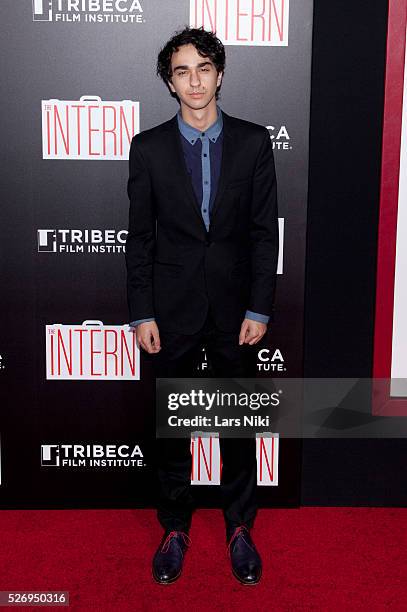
[1, 508, 406, 610]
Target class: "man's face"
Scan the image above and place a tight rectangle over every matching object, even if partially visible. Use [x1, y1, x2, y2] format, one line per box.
[168, 43, 223, 110]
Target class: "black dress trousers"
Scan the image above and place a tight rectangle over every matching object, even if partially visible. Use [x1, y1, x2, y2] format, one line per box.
[146, 307, 259, 541]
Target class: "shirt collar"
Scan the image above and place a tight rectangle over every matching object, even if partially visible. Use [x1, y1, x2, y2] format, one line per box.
[177, 104, 223, 144]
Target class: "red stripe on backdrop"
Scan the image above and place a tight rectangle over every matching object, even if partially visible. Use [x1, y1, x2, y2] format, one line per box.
[372, 0, 407, 415]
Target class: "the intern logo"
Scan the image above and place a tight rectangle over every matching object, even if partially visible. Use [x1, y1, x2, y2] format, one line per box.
[190, 0, 289, 46]
[45, 321, 140, 380]
[41, 96, 139, 160]
[190, 433, 279, 485]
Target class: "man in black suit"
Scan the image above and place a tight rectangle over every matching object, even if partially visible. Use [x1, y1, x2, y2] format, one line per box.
[125, 26, 278, 585]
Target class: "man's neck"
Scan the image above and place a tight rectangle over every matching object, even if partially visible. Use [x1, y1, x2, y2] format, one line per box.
[179, 100, 218, 132]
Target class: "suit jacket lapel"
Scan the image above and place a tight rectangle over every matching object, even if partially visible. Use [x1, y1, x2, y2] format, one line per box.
[165, 109, 234, 229]
[210, 110, 234, 221]
[167, 113, 203, 225]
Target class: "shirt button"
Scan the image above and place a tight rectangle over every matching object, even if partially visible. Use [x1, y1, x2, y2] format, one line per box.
[204, 181, 208, 184]
[202, 132, 205, 136]
[203, 153, 207, 157]
[203, 209, 207, 212]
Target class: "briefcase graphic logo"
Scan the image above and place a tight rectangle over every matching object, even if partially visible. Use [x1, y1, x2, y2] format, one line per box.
[190, 0, 289, 46]
[45, 320, 140, 380]
[191, 433, 221, 485]
[256, 433, 279, 485]
[42, 96, 139, 160]
[190, 433, 279, 486]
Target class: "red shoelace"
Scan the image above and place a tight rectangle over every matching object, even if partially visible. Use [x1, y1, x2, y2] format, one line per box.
[227, 525, 253, 556]
[161, 530, 192, 553]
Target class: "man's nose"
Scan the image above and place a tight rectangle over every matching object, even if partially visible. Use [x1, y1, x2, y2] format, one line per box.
[189, 70, 201, 87]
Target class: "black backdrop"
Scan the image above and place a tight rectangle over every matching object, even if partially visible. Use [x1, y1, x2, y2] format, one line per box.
[0, 1, 312, 509]
[1, 0, 406, 507]
[303, 0, 407, 506]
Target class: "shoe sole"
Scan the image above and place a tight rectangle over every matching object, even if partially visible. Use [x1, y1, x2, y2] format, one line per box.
[231, 566, 262, 585]
[152, 568, 182, 585]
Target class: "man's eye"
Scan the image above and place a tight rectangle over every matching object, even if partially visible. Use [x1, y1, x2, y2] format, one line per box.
[176, 68, 209, 76]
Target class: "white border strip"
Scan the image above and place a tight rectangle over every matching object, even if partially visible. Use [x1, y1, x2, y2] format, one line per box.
[391, 26, 407, 395]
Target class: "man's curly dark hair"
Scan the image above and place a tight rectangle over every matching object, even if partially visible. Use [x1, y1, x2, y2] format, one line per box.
[156, 26, 226, 101]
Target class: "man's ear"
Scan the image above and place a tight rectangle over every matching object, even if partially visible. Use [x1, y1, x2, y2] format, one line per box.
[168, 78, 175, 93]
[217, 71, 223, 87]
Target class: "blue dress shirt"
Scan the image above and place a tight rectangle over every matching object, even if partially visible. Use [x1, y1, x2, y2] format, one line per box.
[129, 104, 269, 328]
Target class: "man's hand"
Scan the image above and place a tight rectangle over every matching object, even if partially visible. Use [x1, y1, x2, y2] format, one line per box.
[239, 318, 267, 346]
[130, 321, 161, 354]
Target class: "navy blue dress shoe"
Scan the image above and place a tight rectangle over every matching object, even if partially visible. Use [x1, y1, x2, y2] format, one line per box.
[227, 526, 262, 585]
[152, 530, 191, 584]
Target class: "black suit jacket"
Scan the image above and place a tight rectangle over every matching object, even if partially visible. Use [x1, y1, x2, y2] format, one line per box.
[125, 108, 278, 334]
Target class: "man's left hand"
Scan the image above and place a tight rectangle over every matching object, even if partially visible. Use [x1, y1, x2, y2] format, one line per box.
[239, 319, 267, 346]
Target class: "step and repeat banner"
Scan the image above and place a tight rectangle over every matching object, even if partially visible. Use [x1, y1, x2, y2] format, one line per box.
[0, 0, 313, 507]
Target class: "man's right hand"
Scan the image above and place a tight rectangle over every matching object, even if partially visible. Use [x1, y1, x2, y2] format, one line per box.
[131, 321, 161, 354]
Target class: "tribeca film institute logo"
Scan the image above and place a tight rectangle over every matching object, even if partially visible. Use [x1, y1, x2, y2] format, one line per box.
[190, 0, 289, 46]
[257, 347, 285, 372]
[41, 443, 145, 468]
[37, 229, 127, 254]
[267, 125, 292, 150]
[32, 0, 144, 23]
